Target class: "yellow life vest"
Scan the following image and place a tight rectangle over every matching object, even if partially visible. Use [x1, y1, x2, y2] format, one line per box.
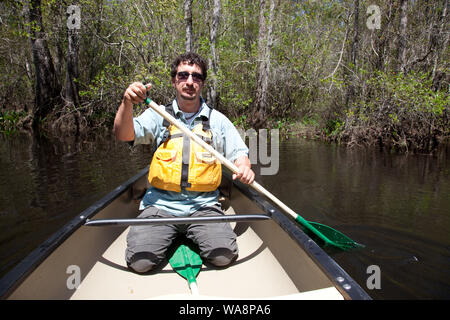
[148, 106, 222, 193]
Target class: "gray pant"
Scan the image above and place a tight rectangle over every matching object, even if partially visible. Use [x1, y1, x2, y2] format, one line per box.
[125, 204, 238, 273]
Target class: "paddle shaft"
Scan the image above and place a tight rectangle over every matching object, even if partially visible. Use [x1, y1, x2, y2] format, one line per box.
[145, 98, 323, 240]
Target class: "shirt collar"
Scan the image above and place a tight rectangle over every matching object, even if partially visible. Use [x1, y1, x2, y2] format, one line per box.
[172, 97, 211, 120]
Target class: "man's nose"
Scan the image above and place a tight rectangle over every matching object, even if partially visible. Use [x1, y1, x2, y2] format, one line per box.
[186, 74, 194, 84]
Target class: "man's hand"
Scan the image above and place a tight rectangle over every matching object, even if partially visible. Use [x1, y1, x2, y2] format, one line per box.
[114, 82, 152, 141]
[232, 156, 255, 185]
[123, 82, 152, 105]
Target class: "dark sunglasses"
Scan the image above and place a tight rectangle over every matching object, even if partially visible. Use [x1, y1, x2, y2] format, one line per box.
[177, 71, 204, 82]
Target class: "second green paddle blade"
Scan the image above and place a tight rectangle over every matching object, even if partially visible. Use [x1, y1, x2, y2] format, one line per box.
[169, 244, 203, 285]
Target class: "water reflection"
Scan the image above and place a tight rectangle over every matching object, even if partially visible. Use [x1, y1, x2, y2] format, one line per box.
[0, 132, 151, 277]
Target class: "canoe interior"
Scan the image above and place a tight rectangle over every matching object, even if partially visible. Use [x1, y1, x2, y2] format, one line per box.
[5, 170, 353, 300]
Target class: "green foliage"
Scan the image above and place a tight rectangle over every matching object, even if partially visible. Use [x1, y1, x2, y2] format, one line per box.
[0, 0, 448, 152]
[0, 110, 26, 135]
[324, 118, 344, 138]
[232, 114, 247, 128]
[339, 70, 449, 152]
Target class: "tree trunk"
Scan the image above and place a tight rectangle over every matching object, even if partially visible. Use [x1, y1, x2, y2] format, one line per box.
[344, 0, 360, 108]
[27, 0, 61, 128]
[65, 29, 80, 108]
[397, 0, 408, 73]
[252, 0, 275, 129]
[373, 1, 394, 72]
[243, 0, 252, 54]
[184, 0, 193, 52]
[351, 0, 360, 68]
[432, 0, 448, 81]
[65, 3, 80, 110]
[208, 0, 221, 109]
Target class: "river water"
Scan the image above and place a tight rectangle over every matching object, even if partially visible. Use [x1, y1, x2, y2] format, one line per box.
[0, 132, 449, 299]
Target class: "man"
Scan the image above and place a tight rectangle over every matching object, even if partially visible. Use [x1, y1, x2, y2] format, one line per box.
[114, 52, 255, 273]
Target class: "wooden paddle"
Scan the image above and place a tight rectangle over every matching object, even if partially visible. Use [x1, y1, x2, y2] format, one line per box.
[144, 97, 364, 251]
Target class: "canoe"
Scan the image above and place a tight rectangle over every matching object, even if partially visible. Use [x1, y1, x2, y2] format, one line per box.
[0, 167, 371, 300]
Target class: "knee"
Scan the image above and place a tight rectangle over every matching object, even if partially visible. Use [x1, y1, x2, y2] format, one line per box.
[127, 252, 160, 273]
[206, 248, 238, 267]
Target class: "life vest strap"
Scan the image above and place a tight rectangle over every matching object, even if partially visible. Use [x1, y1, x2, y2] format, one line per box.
[181, 133, 191, 189]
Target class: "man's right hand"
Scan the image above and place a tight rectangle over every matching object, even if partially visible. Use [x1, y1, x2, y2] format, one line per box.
[114, 82, 152, 141]
[123, 82, 152, 105]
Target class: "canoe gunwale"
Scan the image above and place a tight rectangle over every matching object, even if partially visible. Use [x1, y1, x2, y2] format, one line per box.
[224, 171, 371, 300]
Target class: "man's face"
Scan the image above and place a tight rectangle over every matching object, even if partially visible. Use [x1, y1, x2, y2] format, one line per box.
[172, 62, 204, 102]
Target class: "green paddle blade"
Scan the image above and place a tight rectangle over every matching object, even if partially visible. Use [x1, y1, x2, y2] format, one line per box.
[169, 244, 203, 286]
[295, 216, 364, 251]
[309, 221, 365, 250]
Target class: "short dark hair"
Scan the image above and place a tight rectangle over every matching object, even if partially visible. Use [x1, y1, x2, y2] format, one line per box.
[170, 52, 207, 81]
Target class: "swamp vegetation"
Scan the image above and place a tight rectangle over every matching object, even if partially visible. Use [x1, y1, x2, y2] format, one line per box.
[0, 0, 448, 153]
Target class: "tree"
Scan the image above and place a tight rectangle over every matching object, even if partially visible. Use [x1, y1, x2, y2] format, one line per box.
[252, 0, 275, 129]
[397, 0, 408, 73]
[26, 0, 61, 128]
[432, 0, 448, 83]
[344, 0, 360, 110]
[350, 0, 360, 68]
[65, 5, 80, 110]
[207, 0, 221, 109]
[184, 0, 193, 52]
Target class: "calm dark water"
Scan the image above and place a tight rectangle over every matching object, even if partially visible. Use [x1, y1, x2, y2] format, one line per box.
[0, 132, 150, 279]
[258, 139, 450, 299]
[0, 132, 449, 299]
